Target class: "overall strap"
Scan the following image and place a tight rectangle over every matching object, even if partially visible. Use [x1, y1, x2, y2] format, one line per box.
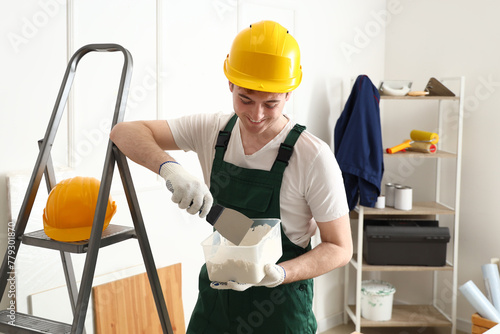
[271, 123, 306, 173]
[214, 114, 238, 161]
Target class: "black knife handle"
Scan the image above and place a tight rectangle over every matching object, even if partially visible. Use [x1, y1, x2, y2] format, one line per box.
[206, 204, 224, 226]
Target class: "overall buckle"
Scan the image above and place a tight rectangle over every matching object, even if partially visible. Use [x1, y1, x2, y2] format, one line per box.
[216, 131, 231, 150]
[276, 143, 294, 165]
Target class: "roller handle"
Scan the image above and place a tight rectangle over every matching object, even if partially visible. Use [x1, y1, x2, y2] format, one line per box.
[386, 139, 412, 154]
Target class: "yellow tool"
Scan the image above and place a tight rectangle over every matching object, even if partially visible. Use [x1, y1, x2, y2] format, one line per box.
[386, 130, 439, 154]
[407, 91, 429, 97]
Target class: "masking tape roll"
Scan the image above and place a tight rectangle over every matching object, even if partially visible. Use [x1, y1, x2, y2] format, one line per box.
[410, 130, 439, 144]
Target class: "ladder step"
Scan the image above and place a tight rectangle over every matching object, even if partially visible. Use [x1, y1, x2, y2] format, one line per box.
[0, 310, 71, 334]
[22, 224, 136, 253]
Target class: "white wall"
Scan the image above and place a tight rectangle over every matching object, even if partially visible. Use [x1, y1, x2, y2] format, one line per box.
[0, 0, 386, 332]
[0, 0, 69, 315]
[383, 0, 500, 330]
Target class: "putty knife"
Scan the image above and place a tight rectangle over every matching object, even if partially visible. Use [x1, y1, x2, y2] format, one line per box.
[206, 204, 254, 246]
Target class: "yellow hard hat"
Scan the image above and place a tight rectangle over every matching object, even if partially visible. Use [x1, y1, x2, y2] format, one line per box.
[223, 20, 302, 93]
[43, 176, 117, 242]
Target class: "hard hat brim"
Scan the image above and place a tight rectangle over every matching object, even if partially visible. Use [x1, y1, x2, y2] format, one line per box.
[43, 218, 112, 242]
[224, 57, 302, 93]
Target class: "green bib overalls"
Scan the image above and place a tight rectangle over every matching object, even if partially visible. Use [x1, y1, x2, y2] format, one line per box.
[187, 115, 317, 334]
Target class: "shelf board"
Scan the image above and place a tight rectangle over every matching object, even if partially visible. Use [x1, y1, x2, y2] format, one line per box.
[355, 202, 455, 216]
[350, 255, 453, 272]
[384, 150, 457, 159]
[380, 95, 459, 101]
[347, 304, 452, 327]
[22, 224, 136, 253]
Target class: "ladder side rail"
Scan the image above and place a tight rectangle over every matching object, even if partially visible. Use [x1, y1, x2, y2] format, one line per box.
[39, 139, 58, 192]
[70, 44, 133, 334]
[71, 141, 115, 334]
[113, 146, 174, 334]
[60, 252, 80, 321]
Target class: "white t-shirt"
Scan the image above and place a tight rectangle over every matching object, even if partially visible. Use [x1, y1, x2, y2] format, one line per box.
[168, 112, 349, 248]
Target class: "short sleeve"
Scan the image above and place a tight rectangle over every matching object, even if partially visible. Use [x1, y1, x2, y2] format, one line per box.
[305, 144, 349, 222]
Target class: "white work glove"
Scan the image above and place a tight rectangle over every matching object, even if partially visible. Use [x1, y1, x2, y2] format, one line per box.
[210, 264, 286, 292]
[159, 161, 213, 218]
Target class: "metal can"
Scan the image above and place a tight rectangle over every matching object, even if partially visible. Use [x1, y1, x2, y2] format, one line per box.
[385, 183, 397, 207]
[394, 185, 412, 211]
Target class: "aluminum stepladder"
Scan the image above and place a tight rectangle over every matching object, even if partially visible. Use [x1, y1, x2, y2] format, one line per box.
[0, 44, 174, 334]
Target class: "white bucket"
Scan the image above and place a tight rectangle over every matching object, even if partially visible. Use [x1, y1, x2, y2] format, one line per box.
[361, 280, 396, 321]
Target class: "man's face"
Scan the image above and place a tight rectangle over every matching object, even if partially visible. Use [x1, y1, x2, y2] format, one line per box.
[230, 83, 291, 136]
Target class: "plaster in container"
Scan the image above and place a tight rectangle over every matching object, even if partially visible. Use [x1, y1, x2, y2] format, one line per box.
[202, 218, 282, 284]
[361, 280, 396, 321]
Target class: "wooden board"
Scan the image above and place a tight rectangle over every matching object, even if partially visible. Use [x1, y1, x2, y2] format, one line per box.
[472, 313, 498, 333]
[472, 313, 499, 328]
[93, 263, 185, 334]
[472, 324, 491, 334]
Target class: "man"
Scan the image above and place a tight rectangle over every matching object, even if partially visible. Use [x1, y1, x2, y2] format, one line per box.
[110, 20, 352, 334]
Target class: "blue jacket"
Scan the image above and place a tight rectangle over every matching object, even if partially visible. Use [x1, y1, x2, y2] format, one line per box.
[334, 75, 384, 210]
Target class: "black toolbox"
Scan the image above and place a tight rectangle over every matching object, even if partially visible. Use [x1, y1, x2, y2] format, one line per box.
[363, 220, 450, 266]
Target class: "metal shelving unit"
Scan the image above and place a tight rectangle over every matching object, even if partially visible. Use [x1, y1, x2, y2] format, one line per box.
[344, 77, 465, 333]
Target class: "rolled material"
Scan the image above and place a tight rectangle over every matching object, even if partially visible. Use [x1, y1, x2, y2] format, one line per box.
[407, 142, 437, 154]
[410, 130, 439, 144]
[483, 264, 500, 312]
[459, 280, 500, 323]
[394, 185, 412, 210]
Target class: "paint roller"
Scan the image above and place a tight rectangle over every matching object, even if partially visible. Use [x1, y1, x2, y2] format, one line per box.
[386, 130, 439, 154]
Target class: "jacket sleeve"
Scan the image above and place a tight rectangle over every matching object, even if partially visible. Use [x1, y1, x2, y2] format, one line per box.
[334, 75, 384, 210]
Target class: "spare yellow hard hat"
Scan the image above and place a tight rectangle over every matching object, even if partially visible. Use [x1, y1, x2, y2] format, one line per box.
[43, 176, 117, 242]
[223, 20, 302, 93]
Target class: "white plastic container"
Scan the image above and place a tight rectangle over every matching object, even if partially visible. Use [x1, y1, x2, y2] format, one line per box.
[361, 280, 396, 321]
[201, 218, 282, 284]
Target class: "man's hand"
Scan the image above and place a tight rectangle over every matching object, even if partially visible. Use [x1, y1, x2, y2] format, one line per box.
[210, 264, 286, 292]
[159, 161, 213, 218]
